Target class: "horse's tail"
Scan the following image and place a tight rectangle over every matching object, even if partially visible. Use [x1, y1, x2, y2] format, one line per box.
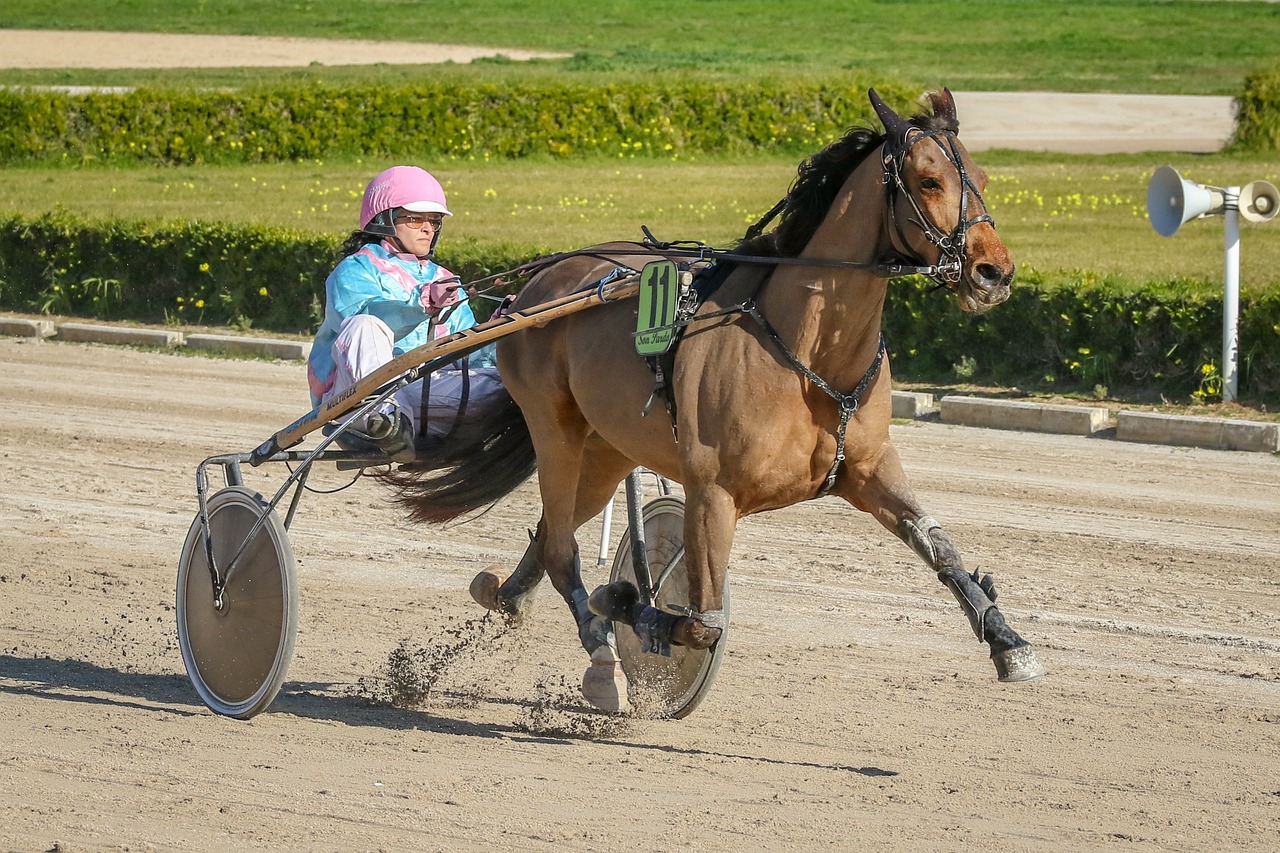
[385, 391, 536, 525]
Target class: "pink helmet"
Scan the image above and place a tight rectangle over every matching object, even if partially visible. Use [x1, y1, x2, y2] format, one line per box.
[359, 165, 452, 236]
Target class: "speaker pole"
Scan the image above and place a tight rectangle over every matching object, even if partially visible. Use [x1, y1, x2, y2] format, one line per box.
[1223, 187, 1240, 403]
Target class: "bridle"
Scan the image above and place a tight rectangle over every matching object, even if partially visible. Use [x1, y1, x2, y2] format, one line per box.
[880, 127, 996, 288]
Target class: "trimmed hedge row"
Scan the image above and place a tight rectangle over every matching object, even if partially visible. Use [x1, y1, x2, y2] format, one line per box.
[2, 68, 1277, 165]
[1233, 63, 1280, 151]
[0, 212, 532, 331]
[883, 272, 1280, 400]
[2, 213, 1277, 400]
[0, 76, 916, 166]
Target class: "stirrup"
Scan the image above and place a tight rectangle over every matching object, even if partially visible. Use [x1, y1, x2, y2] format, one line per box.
[325, 411, 416, 463]
[367, 412, 416, 462]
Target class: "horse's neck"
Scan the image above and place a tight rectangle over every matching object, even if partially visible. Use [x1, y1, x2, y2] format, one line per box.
[761, 160, 889, 390]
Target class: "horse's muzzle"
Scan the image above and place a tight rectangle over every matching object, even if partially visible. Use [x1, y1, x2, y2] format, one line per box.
[959, 262, 1013, 313]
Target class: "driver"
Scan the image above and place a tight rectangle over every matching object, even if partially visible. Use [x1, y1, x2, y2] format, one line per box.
[306, 165, 503, 459]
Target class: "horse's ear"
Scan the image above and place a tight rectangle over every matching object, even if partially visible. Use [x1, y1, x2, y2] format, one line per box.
[931, 88, 959, 130]
[868, 88, 910, 143]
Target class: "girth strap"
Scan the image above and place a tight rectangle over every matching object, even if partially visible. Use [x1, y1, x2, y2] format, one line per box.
[735, 302, 886, 498]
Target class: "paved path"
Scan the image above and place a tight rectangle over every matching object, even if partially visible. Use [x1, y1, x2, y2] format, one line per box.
[0, 28, 568, 68]
[951, 91, 1234, 154]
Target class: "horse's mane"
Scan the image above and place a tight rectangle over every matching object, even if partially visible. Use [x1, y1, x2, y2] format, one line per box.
[736, 95, 958, 258]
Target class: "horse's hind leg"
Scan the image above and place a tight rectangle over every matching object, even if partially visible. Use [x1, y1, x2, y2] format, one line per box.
[838, 443, 1046, 682]
[470, 524, 547, 619]
[520, 432, 635, 711]
[553, 439, 639, 649]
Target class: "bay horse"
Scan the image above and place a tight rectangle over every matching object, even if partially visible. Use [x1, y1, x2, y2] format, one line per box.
[392, 88, 1046, 711]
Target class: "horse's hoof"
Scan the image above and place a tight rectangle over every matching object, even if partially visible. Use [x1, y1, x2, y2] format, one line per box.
[469, 566, 506, 611]
[993, 644, 1047, 682]
[581, 647, 630, 714]
[587, 580, 640, 623]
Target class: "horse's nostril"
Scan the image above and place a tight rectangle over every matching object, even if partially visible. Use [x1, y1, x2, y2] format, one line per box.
[975, 263, 1005, 288]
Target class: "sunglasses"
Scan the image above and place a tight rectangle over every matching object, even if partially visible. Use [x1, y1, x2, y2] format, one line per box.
[394, 212, 445, 230]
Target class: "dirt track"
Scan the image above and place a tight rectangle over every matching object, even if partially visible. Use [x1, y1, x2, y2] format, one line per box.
[2, 336, 1278, 851]
[0, 29, 568, 68]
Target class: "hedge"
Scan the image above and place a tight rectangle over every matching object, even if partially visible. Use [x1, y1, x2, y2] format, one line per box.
[882, 272, 1280, 399]
[0, 211, 533, 331]
[1, 68, 1277, 166]
[2, 212, 1277, 401]
[0, 76, 917, 166]
[1233, 63, 1280, 151]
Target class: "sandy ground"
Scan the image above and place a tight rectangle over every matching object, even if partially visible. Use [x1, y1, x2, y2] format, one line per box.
[0, 29, 1235, 154]
[0, 29, 568, 68]
[1, 336, 1278, 852]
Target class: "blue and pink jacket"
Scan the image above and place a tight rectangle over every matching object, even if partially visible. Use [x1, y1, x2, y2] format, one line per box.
[307, 240, 494, 404]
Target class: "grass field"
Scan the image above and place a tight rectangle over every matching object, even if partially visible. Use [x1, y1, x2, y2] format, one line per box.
[4, 150, 1279, 288]
[1, 0, 1278, 95]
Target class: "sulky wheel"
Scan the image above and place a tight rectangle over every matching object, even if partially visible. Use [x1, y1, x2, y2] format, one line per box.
[176, 486, 298, 719]
[611, 495, 729, 719]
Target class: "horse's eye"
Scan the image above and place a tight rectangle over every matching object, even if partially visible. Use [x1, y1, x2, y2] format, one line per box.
[920, 177, 943, 191]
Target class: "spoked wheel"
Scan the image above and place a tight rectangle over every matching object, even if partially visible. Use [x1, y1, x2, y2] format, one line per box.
[611, 495, 729, 719]
[176, 486, 298, 719]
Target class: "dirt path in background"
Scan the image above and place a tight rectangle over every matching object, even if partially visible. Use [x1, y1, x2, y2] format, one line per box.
[0, 29, 568, 68]
[1, 337, 1278, 851]
[0, 29, 1234, 153]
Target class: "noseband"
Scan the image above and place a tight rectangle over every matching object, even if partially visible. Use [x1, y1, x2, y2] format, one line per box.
[881, 128, 995, 287]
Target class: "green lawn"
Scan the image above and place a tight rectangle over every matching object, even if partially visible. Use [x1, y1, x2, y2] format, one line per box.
[1, 0, 1277, 95]
[5, 150, 1279, 288]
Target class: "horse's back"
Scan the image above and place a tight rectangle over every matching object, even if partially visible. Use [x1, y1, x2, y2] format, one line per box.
[498, 242, 685, 473]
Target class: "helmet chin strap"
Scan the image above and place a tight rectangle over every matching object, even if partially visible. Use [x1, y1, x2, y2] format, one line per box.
[387, 233, 412, 256]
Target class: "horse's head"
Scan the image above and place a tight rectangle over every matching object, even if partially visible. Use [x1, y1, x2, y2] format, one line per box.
[870, 88, 1013, 314]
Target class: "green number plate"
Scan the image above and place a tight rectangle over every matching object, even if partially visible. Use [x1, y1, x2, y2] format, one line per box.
[634, 260, 680, 357]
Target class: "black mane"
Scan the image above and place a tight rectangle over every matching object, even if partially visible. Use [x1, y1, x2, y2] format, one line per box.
[736, 100, 957, 258]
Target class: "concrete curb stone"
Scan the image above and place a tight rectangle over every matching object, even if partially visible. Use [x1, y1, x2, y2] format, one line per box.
[940, 395, 1110, 436]
[1117, 410, 1279, 453]
[185, 333, 311, 360]
[891, 391, 937, 419]
[54, 322, 184, 348]
[0, 317, 55, 338]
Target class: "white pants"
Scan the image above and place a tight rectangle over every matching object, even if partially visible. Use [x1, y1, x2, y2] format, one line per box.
[323, 314, 505, 439]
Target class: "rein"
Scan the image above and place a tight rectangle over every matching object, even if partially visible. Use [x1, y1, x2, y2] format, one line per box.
[459, 226, 957, 303]
[653, 129, 988, 498]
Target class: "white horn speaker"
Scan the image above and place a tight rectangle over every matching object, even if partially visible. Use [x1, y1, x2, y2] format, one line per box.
[1239, 179, 1280, 224]
[1147, 165, 1225, 237]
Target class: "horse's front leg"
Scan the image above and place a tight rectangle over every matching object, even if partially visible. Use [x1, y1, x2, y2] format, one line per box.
[670, 484, 733, 649]
[838, 442, 1046, 682]
[590, 483, 734, 653]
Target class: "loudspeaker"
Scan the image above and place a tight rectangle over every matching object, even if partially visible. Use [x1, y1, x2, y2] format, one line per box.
[1239, 179, 1280, 224]
[1147, 165, 1225, 237]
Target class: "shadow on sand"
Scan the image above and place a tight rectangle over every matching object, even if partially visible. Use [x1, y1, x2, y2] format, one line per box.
[0, 653, 897, 778]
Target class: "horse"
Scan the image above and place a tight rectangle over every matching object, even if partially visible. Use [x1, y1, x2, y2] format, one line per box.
[390, 88, 1046, 712]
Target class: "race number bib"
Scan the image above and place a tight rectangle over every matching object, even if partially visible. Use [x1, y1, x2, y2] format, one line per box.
[634, 260, 680, 357]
